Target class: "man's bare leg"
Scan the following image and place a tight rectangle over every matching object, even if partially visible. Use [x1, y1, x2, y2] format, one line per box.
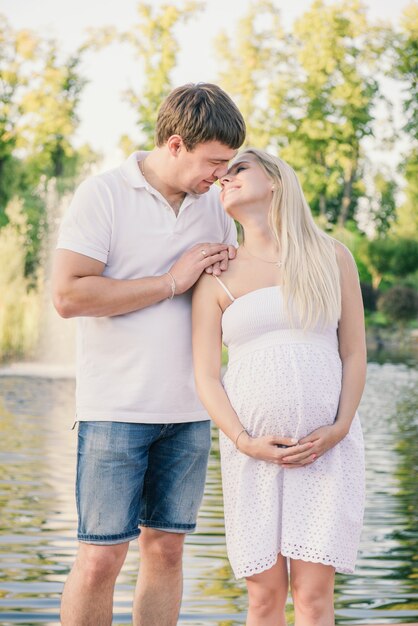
[133, 528, 185, 626]
[61, 542, 129, 626]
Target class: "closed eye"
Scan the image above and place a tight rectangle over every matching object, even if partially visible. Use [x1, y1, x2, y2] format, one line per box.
[227, 161, 250, 176]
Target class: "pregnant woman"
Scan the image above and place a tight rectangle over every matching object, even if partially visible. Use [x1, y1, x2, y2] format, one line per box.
[192, 148, 366, 625]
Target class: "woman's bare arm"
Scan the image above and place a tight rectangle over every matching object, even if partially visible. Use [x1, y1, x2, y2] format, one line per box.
[333, 241, 367, 434]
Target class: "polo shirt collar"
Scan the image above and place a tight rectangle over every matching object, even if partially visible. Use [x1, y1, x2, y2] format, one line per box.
[119, 150, 201, 211]
[120, 151, 148, 189]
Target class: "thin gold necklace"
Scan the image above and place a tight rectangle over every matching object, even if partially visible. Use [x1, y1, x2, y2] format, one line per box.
[140, 157, 184, 215]
[242, 242, 282, 267]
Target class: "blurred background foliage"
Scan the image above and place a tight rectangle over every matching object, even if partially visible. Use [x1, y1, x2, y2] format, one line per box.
[0, 0, 417, 361]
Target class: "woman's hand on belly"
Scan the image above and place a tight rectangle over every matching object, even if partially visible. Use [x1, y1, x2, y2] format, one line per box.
[281, 423, 347, 467]
[238, 433, 316, 467]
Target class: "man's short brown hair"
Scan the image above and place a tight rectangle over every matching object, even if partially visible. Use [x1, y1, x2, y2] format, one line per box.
[155, 83, 246, 151]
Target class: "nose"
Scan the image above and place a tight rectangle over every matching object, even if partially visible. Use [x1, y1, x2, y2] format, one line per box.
[215, 163, 230, 181]
[219, 172, 231, 187]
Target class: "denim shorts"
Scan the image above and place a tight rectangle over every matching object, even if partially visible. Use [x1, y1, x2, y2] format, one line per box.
[75, 420, 211, 545]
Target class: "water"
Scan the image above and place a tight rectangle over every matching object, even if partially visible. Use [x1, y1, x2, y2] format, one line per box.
[0, 362, 417, 625]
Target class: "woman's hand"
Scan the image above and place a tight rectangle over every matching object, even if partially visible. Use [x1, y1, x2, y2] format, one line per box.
[238, 433, 316, 466]
[281, 423, 348, 467]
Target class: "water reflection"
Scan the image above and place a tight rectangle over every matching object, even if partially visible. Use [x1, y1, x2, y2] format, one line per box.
[0, 363, 417, 625]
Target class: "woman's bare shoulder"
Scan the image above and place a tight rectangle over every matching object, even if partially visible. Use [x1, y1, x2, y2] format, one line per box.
[331, 239, 357, 273]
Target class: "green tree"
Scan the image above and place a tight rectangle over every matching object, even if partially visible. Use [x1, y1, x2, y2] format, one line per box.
[216, 0, 387, 226]
[393, 4, 418, 240]
[0, 17, 38, 222]
[278, 0, 383, 225]
[0, 17, 93, 276]
[87, 1, 203, 152]
[17, 41, 93, 274]
[395, 3, 418, 142]
[215, 0, 285, 148]
[378, 285, 418, 325]
[0, 198, 41, 360]
[394, 151, 418, 239]
[17, 42, 88, 184]
[391, 239, 418, 277]
[369, 171, 397, 237]
[124, 2, 204, 149]
[367, 238, 418, 288]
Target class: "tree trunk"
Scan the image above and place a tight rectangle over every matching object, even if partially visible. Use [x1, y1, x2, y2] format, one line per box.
[338, 162, 356, 227]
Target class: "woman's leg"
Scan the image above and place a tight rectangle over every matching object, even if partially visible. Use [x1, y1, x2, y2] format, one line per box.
[245, 554, 289, 626]
[289, 559, 335, 626]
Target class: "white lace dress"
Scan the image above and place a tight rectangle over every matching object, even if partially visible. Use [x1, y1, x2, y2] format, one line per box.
[218, 283, 365, 579]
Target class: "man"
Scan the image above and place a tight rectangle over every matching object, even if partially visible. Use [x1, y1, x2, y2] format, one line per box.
[52, 83, 245, 625]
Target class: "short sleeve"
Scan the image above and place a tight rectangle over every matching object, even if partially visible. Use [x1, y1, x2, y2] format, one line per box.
[56, 176, 113, 264]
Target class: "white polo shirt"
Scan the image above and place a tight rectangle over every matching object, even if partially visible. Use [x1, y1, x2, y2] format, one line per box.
[57, 151, 237, 423]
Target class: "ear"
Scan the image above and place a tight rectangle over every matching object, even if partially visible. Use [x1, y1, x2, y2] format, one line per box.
[166, 135, 183, 156]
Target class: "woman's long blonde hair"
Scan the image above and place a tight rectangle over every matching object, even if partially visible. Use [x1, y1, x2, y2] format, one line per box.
[241, 148, 341, 329]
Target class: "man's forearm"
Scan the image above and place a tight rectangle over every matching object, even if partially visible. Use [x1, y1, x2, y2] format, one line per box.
[54, 273, 173, 318]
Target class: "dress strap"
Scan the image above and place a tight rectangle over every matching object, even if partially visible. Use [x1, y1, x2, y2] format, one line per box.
[213, 275, 235, 302]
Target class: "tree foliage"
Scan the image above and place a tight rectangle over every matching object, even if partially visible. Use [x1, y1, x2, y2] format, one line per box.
[369, 172, 397, 237]
[0, 198, 41, 360]
[1, 0, 418, 359]
[214, 0, 285, 148]
[216, 0, 386, 228]
[393, 4, 418, 241]
[18, 43, 87, 182]
[0, 15, 92, 276]
[367, 238, 418, 288]
[395, 3, 418, 142]
[87, 1, 204, 151]
[378, 285, 418, 324]
[0, 17, 38, 217]
[395, 150, 418, 240]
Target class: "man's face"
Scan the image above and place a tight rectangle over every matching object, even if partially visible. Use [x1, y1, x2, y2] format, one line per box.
[175, 140, 238, 195]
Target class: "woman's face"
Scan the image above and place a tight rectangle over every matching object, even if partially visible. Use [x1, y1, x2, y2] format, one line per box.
[219, 154, 274, 218]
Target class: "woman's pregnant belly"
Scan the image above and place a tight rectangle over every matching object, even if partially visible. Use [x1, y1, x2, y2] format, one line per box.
[223, 343, 342, 440]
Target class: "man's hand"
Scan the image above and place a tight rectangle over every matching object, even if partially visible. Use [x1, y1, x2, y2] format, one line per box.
[204, 245, 237, 276]
[169, 243, 234, 294]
